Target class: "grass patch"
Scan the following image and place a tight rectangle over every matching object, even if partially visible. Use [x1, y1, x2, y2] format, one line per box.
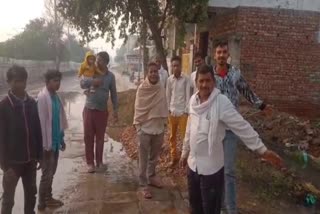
[237, 146, 299, 202]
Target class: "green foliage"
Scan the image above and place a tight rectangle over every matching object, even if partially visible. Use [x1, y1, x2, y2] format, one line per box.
[0, 18, 88, 62]
[237, 148, 298, 202]
[58, 0, 209, 56]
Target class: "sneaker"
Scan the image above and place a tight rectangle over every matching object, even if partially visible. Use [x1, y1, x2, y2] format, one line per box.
[87, 164, 95, 173]
[45, 197, 64, 208]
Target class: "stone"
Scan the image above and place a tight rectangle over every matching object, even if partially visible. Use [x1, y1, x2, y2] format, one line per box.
[312, 137, 320, 145]
[298, 141, 309, 150]
[265, 122, 273, 130]
[283, 138, 290, 144]
[305, 128, 314, 136]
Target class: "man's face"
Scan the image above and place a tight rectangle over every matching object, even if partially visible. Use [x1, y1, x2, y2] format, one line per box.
[171, 60, 181, 77]
[147, 65, 159, 84]
[194, 57, 204, 69]
[87, 56, 96, 66]
[214, 45, 229, 66]
[197, 72, 215, 98]
[47, 78, 61, 92]
[96, 55, 106, 69]
[9, 79, 27, 94]
[155, 59, 161, 70]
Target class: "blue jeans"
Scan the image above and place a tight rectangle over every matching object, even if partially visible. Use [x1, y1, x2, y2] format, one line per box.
[223, 130, 239, 214]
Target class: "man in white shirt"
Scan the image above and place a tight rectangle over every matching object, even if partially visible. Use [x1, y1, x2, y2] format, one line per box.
[133, 62, 168, 199]
[155, 56, 168, 88]
[166, 56, 191, 166]
[190, 52, 205, 95]
[180, 64, 284, 214]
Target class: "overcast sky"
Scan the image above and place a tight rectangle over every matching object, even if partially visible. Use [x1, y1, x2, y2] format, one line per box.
[0, 0, 122, 56]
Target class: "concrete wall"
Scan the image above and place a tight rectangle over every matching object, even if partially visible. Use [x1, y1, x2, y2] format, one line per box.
[209, 0, 320, 12]
[0, 57, 80, 87]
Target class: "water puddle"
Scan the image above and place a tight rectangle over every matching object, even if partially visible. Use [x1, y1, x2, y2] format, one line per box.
[0, 74, 137, 213]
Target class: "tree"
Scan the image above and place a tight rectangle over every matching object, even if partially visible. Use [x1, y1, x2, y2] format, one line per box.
[0, 18, 87, 62]
[45, 0, 66, 69]
[58, 0, 208, 69]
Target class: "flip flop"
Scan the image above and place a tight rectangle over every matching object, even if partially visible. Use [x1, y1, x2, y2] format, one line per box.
[142, 188, 152, 199]
[148, 177, 163, 189]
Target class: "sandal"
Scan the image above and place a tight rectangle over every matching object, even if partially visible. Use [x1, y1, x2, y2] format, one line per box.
[142, 188, 152, 199]
[149, 177, 163, 189]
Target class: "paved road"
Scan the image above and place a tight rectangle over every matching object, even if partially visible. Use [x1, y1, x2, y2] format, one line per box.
[0, 73, 189, 214]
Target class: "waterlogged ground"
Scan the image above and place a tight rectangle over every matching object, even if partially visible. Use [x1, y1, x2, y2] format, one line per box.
[0, 74, 189, 214]
[0, 73, 319, 213]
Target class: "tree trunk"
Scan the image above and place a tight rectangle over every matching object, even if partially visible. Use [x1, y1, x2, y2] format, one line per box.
[54, 0, 60, 70]
[138, 0, 168, 71]
[141, 20, 149, 78]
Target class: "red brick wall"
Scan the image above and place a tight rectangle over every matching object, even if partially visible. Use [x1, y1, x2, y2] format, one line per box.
[208, 7, 320, 117]
[208, 7, 238, 39]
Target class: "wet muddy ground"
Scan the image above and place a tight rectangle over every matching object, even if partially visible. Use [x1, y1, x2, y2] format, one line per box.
[0, 74, 189, 214]
[1, 73, 319, 213]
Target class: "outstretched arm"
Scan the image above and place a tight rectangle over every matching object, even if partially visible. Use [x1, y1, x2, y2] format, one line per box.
[237, 75, 266, 110]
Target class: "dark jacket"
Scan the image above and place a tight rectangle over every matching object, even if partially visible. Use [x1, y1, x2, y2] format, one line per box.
[0, 92, 43, 169]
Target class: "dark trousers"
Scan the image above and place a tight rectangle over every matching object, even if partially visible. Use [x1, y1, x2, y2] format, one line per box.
[83, 108, 108, 165]
[38, 150, 59, 205]
[1, 162, 37, 214]
[187, 167, 224, 214]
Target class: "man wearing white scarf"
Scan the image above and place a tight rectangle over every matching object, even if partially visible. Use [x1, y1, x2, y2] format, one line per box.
[180, 65, 284, 214]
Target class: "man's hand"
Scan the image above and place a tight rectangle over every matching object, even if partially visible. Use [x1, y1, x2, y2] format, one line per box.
[179, 156, 188, 168]
[262, 105, 273, 117]
[60, 142, 66, 152]
[113, 112, 119, 123]
[37, 161, 42, 170]
[0, 162, 8, 172]
[261, 150, 285, 170]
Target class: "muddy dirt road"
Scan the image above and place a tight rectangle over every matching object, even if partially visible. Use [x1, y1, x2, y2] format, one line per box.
[0, 73, 189, 214]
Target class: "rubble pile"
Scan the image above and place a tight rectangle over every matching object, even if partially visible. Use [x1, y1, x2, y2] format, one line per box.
[121, 108, 320, 177]
[121, 127, 186, 176]
[242, 108, 320, 158]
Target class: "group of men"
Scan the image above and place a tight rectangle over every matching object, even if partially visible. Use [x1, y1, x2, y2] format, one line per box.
[0, 43, 283, 214]
[134, 41, 284, 214]
[0, 51, 118, 214]
[0, 67, 67, 214]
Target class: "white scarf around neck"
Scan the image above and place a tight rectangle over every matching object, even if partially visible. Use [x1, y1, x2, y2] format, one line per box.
[189, 88, 222, 155]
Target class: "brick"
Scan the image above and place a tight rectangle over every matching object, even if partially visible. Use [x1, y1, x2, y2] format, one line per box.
[206, 6, 320, 117]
